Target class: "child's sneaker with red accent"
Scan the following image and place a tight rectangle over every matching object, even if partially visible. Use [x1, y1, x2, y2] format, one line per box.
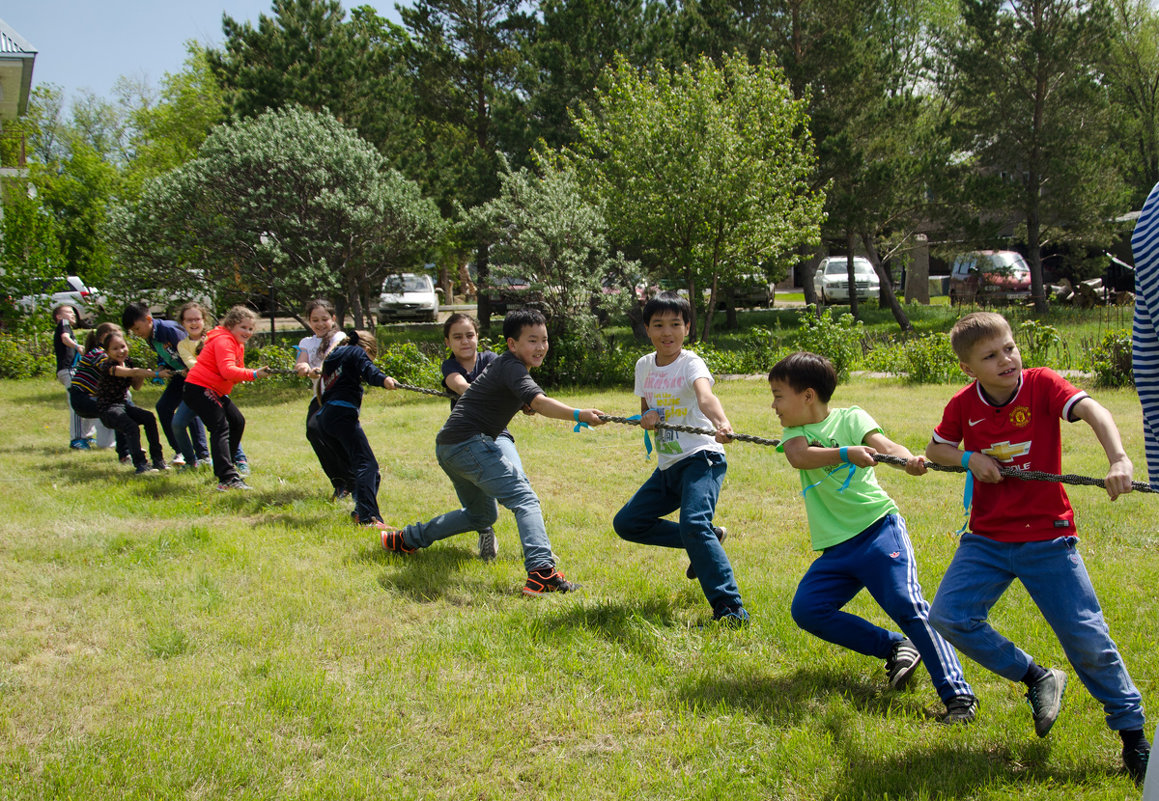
[380, 528, 415, 554]
[522, 567, 578, 596]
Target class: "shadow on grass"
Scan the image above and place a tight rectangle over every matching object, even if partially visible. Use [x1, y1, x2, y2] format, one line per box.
[361, 544, 498, 603]
[677, 667, 934, 725]
[541, 599, 684, 659]
[828, 739, 1116, 799]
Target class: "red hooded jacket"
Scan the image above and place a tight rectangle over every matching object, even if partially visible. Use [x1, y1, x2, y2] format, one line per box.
[185, 326, 256, 396]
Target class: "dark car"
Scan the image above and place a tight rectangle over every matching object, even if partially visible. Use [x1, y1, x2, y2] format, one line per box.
[949, 251, 1031, 305]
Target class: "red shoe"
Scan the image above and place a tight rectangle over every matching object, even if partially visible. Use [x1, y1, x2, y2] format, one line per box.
[380, 528, 415, 554]
[522, 567, 579, 596]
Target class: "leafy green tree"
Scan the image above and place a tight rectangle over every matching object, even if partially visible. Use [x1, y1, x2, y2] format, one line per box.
[120, 45, 225, 196]
[939, 0, 1129, 313]
[1103, 0, 1159, 202]
[400, 0, 536, 327]
[208, 0, 412, 153]
[462, 159, 638, 354]
[0, 182, 64, 330]
[107, 107, 444, 327]
[560, 52, 823, 341]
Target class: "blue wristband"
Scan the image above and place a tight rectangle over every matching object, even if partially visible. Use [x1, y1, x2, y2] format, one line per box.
[839, 446, 849, 463]
[572, 408, 590, 433]
[961, 451, 973, 469]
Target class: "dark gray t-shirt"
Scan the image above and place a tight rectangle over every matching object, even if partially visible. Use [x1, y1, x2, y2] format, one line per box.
[436, 351, 544, 444]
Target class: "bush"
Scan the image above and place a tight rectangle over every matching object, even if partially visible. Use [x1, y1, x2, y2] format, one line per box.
[0, 333, 54, 379]
[375, 342, 442, 389]
[1088, 330, 1133, 388]
[1018, 319, 1068, 369]
[794, 306, 864, 380]
[902, 333, 961, 384]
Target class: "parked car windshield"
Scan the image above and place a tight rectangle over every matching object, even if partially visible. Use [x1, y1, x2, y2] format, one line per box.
[824, 260, 873, 276]
[384, 275, 431, 293]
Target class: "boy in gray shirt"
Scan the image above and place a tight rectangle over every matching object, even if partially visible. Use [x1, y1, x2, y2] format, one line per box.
[381, 309, 606, 595]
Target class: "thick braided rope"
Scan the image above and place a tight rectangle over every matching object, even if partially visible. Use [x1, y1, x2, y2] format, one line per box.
[383, 383, 1158, 492]
[595, 414, 782, 447]
[392, 381, 456, 399]
[871, 453, 1159, 494]
[269, 371, 456, 399]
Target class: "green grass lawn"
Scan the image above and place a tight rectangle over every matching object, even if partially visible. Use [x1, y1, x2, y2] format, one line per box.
[1, 375, 1155, 799]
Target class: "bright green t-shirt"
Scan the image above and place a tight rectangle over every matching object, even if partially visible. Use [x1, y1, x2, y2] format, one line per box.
[779, 406, 898, 551]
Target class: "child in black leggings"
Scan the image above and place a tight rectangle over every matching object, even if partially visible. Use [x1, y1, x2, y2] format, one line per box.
[96, 331, 172, 474]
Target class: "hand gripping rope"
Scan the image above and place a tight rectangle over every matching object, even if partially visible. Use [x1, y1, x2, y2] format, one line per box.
[383, 382, 1158, 493]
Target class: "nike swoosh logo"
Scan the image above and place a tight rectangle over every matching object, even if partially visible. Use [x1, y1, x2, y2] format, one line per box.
[968, 418, 986, 426]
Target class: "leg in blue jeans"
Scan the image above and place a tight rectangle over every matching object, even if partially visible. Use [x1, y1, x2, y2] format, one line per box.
[173, 400, 235, 464]
[403, 435, 552, 572]
[930, 534, 1144, 729]
[155, 375, 186, 452]
[612, 450, 740, 612]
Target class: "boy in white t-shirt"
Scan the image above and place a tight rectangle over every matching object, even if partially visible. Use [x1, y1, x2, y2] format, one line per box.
[612, 293, 748, 624]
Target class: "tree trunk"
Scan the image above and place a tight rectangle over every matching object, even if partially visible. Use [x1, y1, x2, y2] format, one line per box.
[846, 231, 860, 320]
[861, 230, 912, 331]
[700, 273, 720, 342]
[476, 243, 492, 332]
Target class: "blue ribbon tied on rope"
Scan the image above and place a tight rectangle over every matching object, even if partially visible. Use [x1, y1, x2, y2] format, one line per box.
[957, 451, 975, 534]
[801, 446, 856, 498]
[626, 415, 653, 459]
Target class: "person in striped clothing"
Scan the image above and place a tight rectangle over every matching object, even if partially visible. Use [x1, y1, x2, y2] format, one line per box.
[1131, 181, 1159, 797]
[1134, 181, 1159, 486]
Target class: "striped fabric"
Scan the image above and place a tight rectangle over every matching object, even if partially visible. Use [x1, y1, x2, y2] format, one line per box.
[70, 348, 108, 396]
[1132, 181, 1159, 484]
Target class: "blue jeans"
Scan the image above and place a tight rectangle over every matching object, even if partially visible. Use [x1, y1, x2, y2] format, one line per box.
[172, 401, 244, 465]
[612, 450, 741, 612]
[930, 533, 1145, 730]
[169, 401, 210, 463]
[792, 514, 973, 702]
[403, 434, 552, 572]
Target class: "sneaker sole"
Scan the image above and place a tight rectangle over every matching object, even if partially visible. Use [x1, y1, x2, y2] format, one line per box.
[1033, 670, 1066, 738]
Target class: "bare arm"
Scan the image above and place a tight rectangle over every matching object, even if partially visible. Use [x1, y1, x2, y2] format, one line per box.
[692, 377, 733, 443]
[445, 372, 470, 396]
[529, 394, 606, 425]
[864, 431, 927, 475]
[926, 439, 1003, 483]
[1072, 397, 1133, 499]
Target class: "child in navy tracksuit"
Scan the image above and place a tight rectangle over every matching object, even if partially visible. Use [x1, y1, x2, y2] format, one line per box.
[769, 351, 977, 724]
[314, 330, 398, 528]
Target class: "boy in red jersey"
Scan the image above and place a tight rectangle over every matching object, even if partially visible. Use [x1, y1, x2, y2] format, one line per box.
[925, 311, 1149, 783]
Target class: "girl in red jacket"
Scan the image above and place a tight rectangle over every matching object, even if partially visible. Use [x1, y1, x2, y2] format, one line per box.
[182, 306, 272, 490]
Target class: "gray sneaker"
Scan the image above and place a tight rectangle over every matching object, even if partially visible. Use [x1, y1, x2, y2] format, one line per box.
[941, 694, 979, 725]
[477, 527, 498, 562]
[1026, 668, 1066, 737]
[687, 526, 728, 580]
[885, 638, 922, 690]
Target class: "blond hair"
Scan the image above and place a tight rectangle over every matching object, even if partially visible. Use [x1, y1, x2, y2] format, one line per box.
[949, 311, 1012, 361]
[220, 305, 257, 330]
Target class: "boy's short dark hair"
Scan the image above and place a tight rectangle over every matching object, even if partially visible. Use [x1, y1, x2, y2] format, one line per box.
[121, 302, 151, 331]
[503, 308, 547, 340]
[52, 304, 73, 319]
[949, 311, 1012, 361]
[642, 292, 691, 325]
[768, 351, 838, 403]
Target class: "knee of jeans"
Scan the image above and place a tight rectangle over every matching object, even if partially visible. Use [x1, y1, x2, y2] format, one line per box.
[612, 508, 645, 540]
[468, 506, 498, 529]
[928, 599, 961, 636]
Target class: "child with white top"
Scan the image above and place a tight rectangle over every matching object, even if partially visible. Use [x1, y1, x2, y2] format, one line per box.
[612, 293, 747, 625]
[295, 299, 349, 500]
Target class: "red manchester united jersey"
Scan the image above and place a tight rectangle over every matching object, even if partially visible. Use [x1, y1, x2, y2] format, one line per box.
[932, 367, 1088, 542]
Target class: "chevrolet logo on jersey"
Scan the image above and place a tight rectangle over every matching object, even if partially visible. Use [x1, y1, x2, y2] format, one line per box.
[982, 440, 1032, 463]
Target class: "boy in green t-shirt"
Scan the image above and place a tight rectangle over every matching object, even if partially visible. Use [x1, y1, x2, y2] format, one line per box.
[770, 351, 977, 723]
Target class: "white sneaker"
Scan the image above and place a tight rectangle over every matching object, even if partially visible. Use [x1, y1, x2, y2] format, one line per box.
[171, 453, 186, 466]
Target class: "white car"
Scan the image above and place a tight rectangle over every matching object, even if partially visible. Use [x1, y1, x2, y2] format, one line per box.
[814, 257, 881, 303]
[17, 275, 106, 326]
[379, 273, 439, 323]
